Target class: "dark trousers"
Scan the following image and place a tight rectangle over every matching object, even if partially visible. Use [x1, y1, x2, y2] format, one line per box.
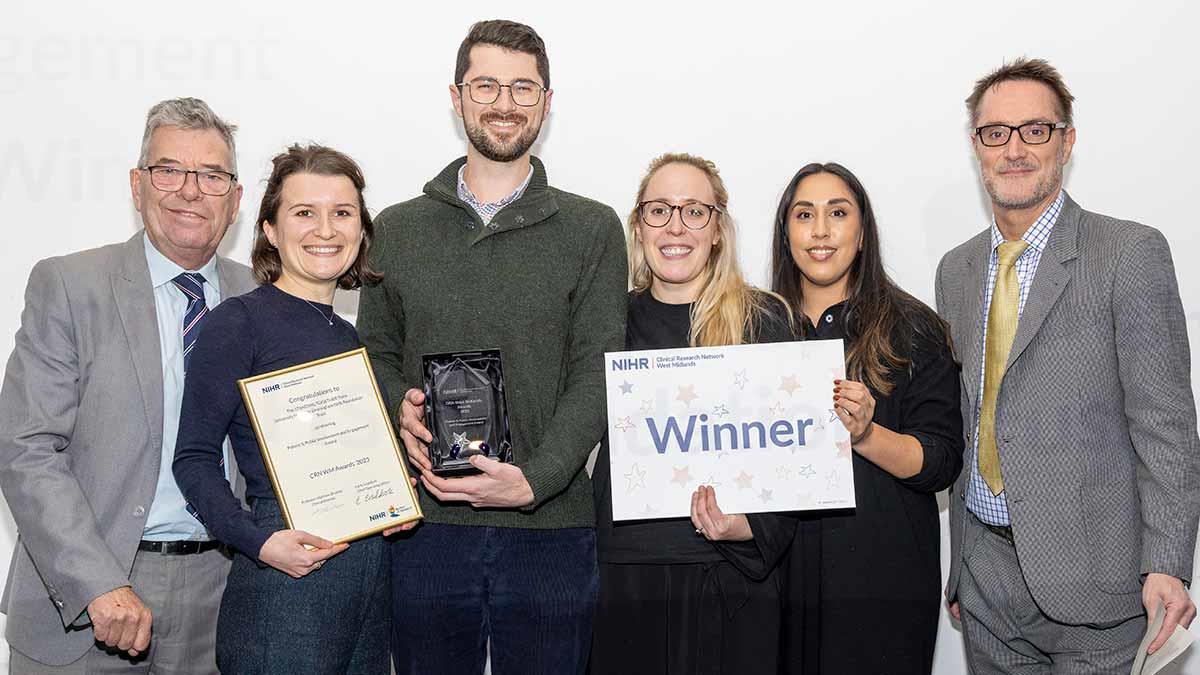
[389, 522, 598, 675]
[215, 498, 391, 674]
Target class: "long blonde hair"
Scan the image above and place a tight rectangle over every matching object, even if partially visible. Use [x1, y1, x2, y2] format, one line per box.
[628, 153, 789, 347]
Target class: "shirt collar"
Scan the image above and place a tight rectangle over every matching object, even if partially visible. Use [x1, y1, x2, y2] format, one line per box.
[988, 189, 1064, 255]
[143, 232, 220, 295]
[456, 163, 534, 211]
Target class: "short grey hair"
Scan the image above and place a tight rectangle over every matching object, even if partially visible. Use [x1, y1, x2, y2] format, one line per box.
[137, 97, 238, 174]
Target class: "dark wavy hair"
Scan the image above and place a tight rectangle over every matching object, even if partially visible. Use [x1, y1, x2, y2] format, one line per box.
[250, 144, 382, 290]
[769, 162, 951, 395]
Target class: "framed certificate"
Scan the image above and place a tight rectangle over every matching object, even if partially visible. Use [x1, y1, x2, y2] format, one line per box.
[238, 348, 422, 542]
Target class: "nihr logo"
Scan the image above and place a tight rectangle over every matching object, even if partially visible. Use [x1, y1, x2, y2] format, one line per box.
[611, 357, 649, 372]
[368, 511, 388, 522]
[260, 383, 281, 394]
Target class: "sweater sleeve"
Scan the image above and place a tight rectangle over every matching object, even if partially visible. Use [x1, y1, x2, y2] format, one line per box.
[521, 206, 629, 509]
[895, 329, 965, 494]
[356, 214, 410, 423]
[172, 300, 273, 559]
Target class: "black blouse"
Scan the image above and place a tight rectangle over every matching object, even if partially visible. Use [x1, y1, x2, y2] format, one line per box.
[593, 290, 799, 579]
[783, 300, 964, 674]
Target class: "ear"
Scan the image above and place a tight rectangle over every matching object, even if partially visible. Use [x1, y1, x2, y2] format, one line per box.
[1060, 126, 1077, 166]
[262, 221, 278, 248]
[542, 88, 553, 121]
[450, 83, 464, 117]
[129, 168, 143, 212]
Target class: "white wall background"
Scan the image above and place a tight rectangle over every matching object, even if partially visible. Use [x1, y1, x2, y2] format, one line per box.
[2, 0, 1197, 671]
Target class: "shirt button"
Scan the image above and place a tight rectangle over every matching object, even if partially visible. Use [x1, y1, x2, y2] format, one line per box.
[133, 505, 145, 517]
[824, 314, 833, 324]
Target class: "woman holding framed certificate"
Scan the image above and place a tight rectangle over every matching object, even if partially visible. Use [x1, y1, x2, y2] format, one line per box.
[173, 144, 408, 673]
[591, 153, 797, 675]
[770, 162, 964, 674]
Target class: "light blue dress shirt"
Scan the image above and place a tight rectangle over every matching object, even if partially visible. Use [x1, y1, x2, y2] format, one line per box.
[141, 234, 224, 541]
[965, 190, 1063, 526]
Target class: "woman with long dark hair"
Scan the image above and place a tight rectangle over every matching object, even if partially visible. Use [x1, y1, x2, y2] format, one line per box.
[770, 163, 963, 674]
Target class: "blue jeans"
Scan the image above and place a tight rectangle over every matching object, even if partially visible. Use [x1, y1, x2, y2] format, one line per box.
[390, 523, 598, 675]
[215, 498, 391, 674]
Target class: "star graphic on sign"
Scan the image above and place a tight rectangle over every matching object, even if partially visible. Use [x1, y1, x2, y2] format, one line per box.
[826, 470, 841, 491]
[618, 380, 634, 394]
[770, 402, 787, 417]
[701, 475, 723, 487]
[780, 375, 801, 396]
[639, 399, 654, 414]
[835, 439, 852, 459]
[734, 471, 754, 490]
[712, 404, 730, 418]
[677, 385, 698, 405]
[798, 464, 817, 479]
[733, 369, 749, 390]
[615, 416, 635, 432]
[828, 408, 840, 423]
[759, 488, 773, 503]
[776, 466, 794, 480]
[624, 463, 647, 493]
[671, 466, 692, 487]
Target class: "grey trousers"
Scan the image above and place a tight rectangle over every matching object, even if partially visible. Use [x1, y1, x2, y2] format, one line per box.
[957, 512, 1145, 675]
[10, 546, 230, 675]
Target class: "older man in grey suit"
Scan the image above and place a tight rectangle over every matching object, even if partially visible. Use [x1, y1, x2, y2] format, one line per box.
[0, 98, 255, 673]
[936, 57, 1200, 674]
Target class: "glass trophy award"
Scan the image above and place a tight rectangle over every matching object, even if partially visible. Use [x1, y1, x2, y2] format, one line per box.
[421, 349, 513, 476]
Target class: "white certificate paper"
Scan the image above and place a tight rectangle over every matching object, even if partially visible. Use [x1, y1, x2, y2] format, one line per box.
[604, 340, 855, 521]
[239, 348, 421, 542]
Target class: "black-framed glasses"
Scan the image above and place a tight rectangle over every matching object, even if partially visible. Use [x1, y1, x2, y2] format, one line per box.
[141, 165, 237, 196]
[457, 78, 546, 107]
[637, 200, 720, 230]
[975, 121, 1069, 147]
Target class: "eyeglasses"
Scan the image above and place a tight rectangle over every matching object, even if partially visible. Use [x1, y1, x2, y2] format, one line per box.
[975, 121, 1069, 147]
[457, 78, 546, 107]
[637, 200, 720, 230]
[141, 165, 237, 196]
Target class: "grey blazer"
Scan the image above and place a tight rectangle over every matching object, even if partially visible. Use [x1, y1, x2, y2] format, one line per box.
[936, 192, 1200, 626]
[0, 232, 255, 665]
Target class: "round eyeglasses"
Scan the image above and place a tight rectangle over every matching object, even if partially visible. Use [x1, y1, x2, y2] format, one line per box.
[457, 78, 546, 107]
[637, 200, 719, 230]
[141, 165, 237, 196]
[975, 121, 1069, 147]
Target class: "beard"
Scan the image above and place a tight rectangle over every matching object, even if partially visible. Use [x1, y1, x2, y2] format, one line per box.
[982, 145, 1066, 210]
[463, 111, 542, 163]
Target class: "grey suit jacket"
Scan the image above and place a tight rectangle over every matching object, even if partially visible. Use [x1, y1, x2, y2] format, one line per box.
[936, 192, 1200, 625]
[0, 232, 256, 665]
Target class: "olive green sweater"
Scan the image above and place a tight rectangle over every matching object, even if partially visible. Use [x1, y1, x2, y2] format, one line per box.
[357, 156, 628, 529]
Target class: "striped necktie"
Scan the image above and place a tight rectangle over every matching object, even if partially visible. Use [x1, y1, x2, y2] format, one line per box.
[171, 272, 207, 373]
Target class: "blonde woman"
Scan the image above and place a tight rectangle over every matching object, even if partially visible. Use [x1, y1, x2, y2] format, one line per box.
[591, 154, 796, 675]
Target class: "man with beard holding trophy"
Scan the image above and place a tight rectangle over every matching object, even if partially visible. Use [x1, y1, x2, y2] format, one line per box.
[356, 19, 627, 675]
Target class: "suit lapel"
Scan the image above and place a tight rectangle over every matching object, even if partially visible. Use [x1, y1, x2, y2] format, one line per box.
[1005, 195, 1079, 372]
[111, 232, 165, 454]
[960, 230, 992, 409]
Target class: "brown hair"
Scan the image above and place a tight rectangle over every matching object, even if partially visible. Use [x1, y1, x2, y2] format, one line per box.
[250, 144, 382, 290]
[629, 153, 790, 347]
[966, 57, 1075, 126]
[770, 162, 951, 396]
[455, 20, 550, 89]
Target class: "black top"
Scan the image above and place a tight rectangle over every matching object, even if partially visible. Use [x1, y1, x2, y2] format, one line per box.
[594, 290, 799, 578]
[173, 284, 361, 560]
[782, 300, 964, 674]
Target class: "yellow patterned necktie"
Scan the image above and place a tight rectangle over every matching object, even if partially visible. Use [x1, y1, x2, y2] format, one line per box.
[978, 240, 1029, 496]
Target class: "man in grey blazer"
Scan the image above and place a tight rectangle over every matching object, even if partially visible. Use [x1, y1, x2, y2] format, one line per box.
[936, 58, 1200, 673]
[0, 98, 256, 673]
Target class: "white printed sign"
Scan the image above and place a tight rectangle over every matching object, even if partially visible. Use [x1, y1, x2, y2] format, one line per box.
[604, 340, 855, 521]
